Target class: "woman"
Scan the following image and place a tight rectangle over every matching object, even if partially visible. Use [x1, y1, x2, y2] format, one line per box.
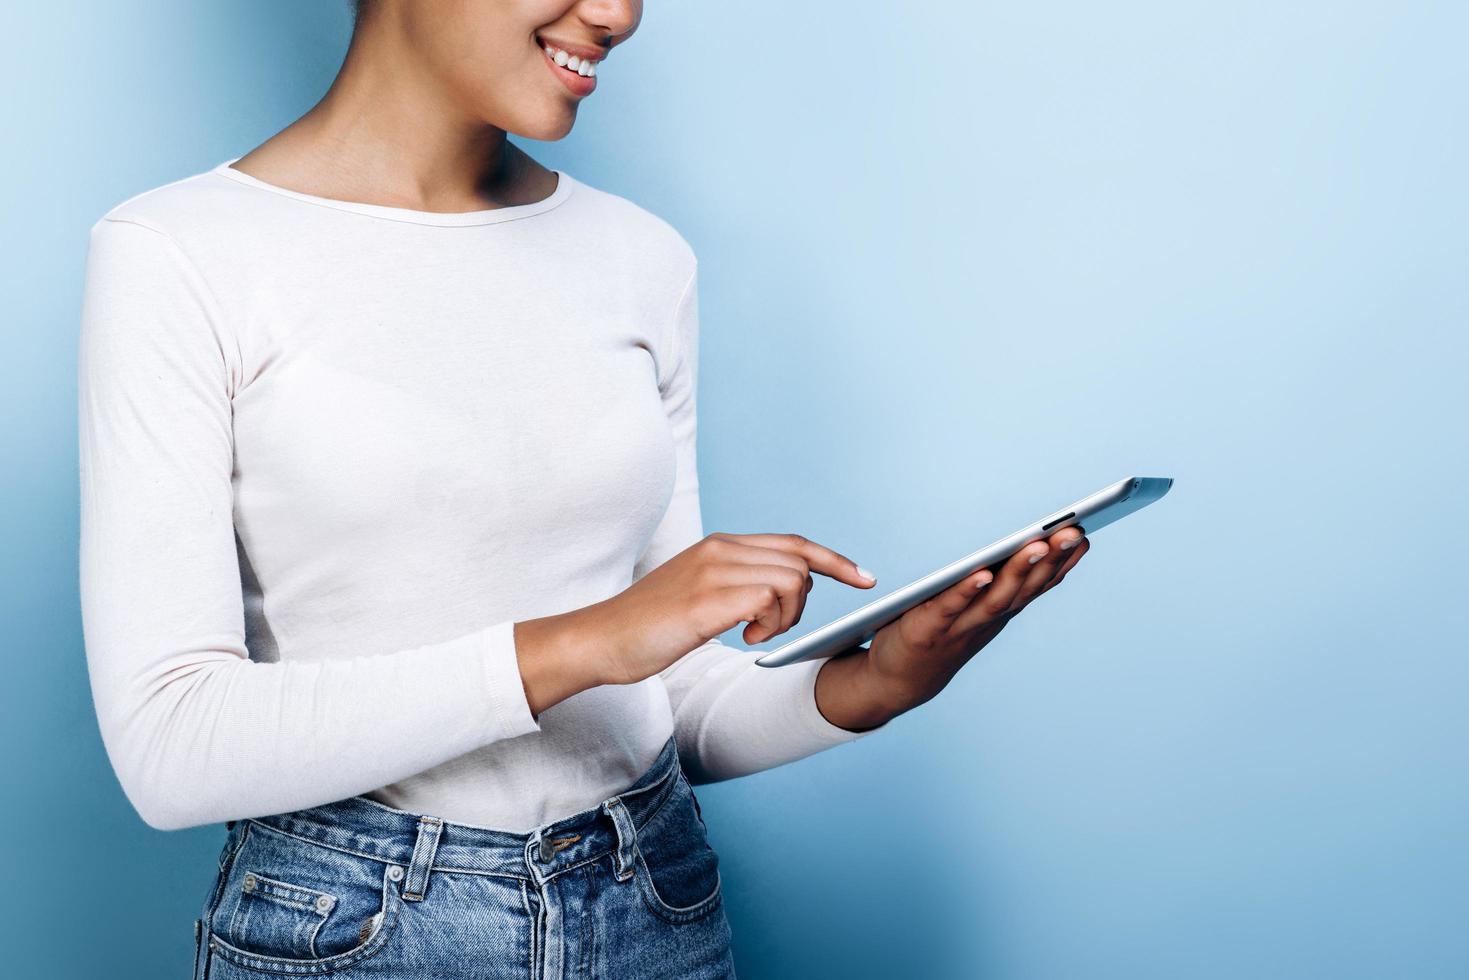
[77, 1, 1089, 977]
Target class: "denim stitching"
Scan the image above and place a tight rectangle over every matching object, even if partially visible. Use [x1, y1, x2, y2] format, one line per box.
[239, 871, 335, 910]
[245, 821, 646, 885]
[227, 868, 334, 951]
[519, 879, 535, 979]
[307, 909, 327, 959]
[577, 865, 593, 977]
[402, 865, 528, 882]
[246, 820, 402, 867]
[242, 742, 681, 869]
[628, 780, 724, 924]
[227, 894, 251, 952]
[631, 766, 682, 835]
[203, 740, 700, 972]
[402, 816, 443, 902]
[635, 843, 724, 924]
[207, 860, 401, 976]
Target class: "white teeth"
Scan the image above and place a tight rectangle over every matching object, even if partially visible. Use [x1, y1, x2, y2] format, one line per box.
[542, 42, 599, 77]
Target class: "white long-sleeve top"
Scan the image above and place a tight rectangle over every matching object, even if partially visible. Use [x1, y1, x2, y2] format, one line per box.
[77, 161, 870, 833]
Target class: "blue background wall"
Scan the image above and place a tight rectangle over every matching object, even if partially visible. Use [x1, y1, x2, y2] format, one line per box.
[4, 2, 1465, 976]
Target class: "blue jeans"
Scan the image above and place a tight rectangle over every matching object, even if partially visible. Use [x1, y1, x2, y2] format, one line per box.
[192, 737, 735, 978]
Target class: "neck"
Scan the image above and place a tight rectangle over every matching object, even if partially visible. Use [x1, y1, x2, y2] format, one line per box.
[234, 16, 530, 212]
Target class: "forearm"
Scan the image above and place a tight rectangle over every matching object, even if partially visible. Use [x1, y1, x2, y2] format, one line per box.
[658, 638, 875, 783]
[88, 623, 540, 831]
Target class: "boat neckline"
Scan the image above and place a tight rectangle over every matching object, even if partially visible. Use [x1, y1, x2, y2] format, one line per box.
[211, 158, 577, 227]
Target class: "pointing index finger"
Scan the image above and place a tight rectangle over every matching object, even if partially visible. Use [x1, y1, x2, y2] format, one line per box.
[738, 532, 877, 589]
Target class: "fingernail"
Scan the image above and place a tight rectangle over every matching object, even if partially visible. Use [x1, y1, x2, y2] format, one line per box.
[1060, 538, 1078, 551]
[856, 565, 876, 582]
[1028, 550, 1046, 564]
[975, 572, 993, 587]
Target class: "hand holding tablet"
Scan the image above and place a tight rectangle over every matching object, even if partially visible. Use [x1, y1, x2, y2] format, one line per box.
[552, 476, 1169, 726]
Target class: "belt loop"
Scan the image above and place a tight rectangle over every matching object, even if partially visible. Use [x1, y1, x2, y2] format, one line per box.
[402, 816, 443, 902]
[600, 797, 638, 882]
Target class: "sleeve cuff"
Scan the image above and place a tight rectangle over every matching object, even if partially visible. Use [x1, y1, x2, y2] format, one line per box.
[478, 620, 541, 741]
[777, 656, 888, 747]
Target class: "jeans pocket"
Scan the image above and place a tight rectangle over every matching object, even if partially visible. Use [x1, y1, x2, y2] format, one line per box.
[205, 821, 404, 975]
[227, 869, 337, 958]
[633, 776, 724, 924]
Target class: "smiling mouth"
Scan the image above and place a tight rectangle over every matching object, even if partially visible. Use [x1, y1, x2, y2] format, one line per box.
[536, 37, 601, 78]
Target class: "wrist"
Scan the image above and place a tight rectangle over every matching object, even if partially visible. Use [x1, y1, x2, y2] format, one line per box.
[513, 608, 609, 717]
[814, 644, 914, 733]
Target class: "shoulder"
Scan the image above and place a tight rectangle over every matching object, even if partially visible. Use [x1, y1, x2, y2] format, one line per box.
[562, 173, 697, 276]
[89, 163, 273, 249]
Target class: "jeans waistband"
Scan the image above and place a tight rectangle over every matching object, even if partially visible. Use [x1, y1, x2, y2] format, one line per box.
[240, 736, 682, 890]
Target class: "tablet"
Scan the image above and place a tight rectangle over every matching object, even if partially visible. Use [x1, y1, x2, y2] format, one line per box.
[754, 476, 1174, 668]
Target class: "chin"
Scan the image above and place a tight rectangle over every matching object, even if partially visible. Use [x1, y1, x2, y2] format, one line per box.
[506, 108, 578, 142]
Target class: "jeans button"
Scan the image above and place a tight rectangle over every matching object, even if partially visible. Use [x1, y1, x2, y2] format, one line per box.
[387, 864, 404, 882]
[242, 873, 257, 892]
[537, 836, 555, 863]
[315, 894, 334, 913]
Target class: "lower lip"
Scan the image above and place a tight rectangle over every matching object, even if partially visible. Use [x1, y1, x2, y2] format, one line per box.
[540, 45, 597, 97]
